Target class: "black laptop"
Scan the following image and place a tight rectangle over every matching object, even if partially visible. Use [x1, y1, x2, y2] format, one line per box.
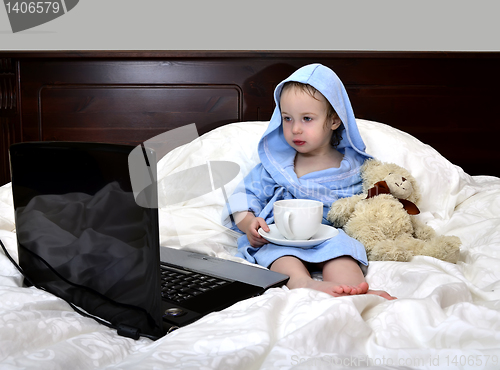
[9, 141, 288, 340]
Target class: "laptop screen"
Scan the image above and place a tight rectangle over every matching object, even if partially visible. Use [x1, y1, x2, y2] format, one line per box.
[9, 142, 163, 339]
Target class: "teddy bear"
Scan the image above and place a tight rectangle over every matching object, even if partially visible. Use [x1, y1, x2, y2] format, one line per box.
[327, 159, 461, 263]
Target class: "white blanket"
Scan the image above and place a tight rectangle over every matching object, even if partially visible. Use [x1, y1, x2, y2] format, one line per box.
[1, 120, 500, 369]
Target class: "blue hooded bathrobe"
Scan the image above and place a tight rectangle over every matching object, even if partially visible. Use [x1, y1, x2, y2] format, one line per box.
[224, 64, 371, 269]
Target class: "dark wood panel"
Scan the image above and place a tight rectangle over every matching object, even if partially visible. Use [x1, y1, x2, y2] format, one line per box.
[347, 84, 500, 175]
[1, 117, 13, 183]
[0, 57, 19, 185]
[37, 85, 240, 144]
[0, 51, 499, 186]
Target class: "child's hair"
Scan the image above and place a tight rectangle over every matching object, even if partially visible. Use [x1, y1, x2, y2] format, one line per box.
[281, 81, 343, 147]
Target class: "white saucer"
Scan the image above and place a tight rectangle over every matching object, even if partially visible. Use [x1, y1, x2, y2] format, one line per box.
[258, 224, 339, 249]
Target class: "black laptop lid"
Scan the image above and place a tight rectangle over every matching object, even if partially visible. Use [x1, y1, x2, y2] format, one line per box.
[9, 142, 163, 339]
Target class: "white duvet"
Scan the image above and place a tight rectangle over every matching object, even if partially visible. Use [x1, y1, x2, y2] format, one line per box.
[1, 120, 500, 370]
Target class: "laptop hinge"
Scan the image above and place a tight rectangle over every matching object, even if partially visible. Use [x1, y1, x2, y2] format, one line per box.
[117, 324, 141, 340]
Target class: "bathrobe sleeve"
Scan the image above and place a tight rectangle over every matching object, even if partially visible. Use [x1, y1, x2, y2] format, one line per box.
[222, 163, 278, 230]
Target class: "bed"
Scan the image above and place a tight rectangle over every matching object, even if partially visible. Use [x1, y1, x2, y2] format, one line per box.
[1, 51, 500, 369]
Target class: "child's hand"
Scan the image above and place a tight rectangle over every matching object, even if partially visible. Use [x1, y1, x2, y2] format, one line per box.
[235, 212, 270, 248]
[246, 217, 270, 248]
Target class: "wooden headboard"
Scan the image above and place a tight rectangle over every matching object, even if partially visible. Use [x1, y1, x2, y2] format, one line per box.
[1, 51, 499, 186]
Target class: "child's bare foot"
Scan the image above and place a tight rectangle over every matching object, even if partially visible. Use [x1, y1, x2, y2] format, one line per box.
[289, 277, 395, 300]
[270, 256, 396, 300]
[333, 281, 369, 295]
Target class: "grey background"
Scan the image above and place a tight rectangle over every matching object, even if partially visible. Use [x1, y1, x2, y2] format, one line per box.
[0, 0, 499, 51]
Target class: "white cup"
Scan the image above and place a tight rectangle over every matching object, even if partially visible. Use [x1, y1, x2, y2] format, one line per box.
[273, 199, 323, 240]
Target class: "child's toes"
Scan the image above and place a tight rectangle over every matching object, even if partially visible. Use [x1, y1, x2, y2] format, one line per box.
[332, 285, 349, 294]
[357, 282, 369, 294]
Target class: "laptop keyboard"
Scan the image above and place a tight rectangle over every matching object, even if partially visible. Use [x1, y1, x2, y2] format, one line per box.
[160, 263, 230, 303]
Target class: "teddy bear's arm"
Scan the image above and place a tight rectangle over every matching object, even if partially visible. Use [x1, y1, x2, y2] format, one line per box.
[410, 216, 437, 240]
[327, 194, 365, 227]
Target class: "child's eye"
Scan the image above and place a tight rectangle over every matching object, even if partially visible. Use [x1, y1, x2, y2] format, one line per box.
[303, 116, 312, 122]
[282, 116, 291, 122]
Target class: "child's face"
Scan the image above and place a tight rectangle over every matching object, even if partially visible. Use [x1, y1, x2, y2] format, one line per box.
[280, 87, 341, 156]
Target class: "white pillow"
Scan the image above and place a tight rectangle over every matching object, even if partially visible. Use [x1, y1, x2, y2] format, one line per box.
[356, 118, 470, 221]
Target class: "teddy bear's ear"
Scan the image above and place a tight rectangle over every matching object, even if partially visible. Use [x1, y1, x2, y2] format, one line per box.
[361, 159, 385, 190]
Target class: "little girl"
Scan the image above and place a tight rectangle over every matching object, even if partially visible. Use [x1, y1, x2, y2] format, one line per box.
[225, 64, 394, 300]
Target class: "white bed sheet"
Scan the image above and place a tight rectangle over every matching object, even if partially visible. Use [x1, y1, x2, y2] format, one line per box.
[1, 120, 500, 370]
